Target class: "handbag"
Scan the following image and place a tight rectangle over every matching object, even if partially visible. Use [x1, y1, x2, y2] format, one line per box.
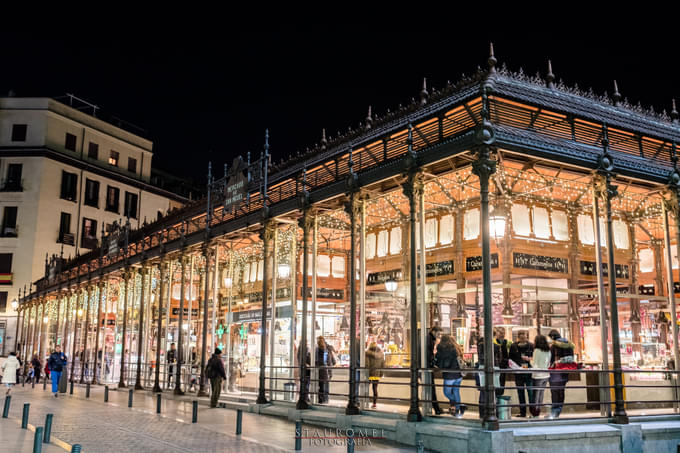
[457, 356, 470, 377]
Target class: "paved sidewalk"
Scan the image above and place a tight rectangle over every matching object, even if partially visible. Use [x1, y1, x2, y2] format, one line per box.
[0, 411, 67, 452]
[5, 384, 419, 452]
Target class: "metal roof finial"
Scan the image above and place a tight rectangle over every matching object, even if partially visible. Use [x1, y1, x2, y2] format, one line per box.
[365, 106, 373, 130]
[487, 43, 497, 74]
[320, 128, 328, 150]
[420, 78, 429, 105]
[671, 99, 679, 124]
[546, 60, 555, 89]
[612, 80, 622, 107]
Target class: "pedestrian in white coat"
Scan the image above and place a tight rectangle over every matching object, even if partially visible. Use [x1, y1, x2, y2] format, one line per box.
[2, 352, 21, 395]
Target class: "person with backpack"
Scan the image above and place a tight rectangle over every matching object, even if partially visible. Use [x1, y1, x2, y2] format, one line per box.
[548, 329, 576, 419]
[205, 348, 226, 408]
[47, 345, 67, 397]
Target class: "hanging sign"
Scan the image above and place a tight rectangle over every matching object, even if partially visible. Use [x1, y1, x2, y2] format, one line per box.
[367, 269, 403, 286]
[216, 324, 225, 336]
[304, 287, 344, 300]
[579, 261, 629, 279]
[465, 253, 499, 272]
[224, 156, 248, 210]
[171, 307, 199, 317]
[639, 284, 655, 296]
[232, 305, 293, 323]
[417, 260, 454, 278]
[514, 253, 568, 274]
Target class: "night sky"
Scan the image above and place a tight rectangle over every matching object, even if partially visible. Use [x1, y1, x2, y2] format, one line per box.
[2, 32, 677, 186]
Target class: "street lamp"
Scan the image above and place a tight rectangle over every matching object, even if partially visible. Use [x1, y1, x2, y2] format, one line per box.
[77, 308, 84, 317]
[384, 279, 398, 293]
[43, 316, 49, 324]
[489, 204, 507, 241]
[277, 264, 291, 279]
[11, 298, 18, 310]
[223, 276, 233, 289]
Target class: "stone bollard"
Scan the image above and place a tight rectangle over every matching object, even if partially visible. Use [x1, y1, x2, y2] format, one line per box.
[192, 400, 198, 423]
[44, 414, 53, 443]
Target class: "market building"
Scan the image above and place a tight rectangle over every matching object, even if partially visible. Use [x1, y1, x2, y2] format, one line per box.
[15, 50, 680, 431]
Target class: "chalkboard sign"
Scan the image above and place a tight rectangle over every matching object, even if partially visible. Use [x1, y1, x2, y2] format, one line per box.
[580, 261, 629, 279]
[513, 253, 568, 273]
[465, 253, 499, 272]
[639, 285, 655, 296]
[417, 260, 454, 278]
[304, 287, 344, 300]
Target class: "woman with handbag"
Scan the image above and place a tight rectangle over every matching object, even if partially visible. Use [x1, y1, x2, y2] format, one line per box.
[435, 335, 466, 417]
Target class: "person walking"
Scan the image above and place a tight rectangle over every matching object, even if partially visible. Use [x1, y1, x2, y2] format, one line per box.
[206, 348, 227, 408]
[166, 343, 177, 387]
[47, 346, 67, 397]
[528, 334, 551, 417]
[493, 328, 512, 398]
[509, 331, 534, 417]
[427, 326, 444, 414]
[31, 354, 42, 384]
[365, 342, 385, 408]
[315, 336, 334, 404]
[435, 335, 466, 417]
[2, 352, 21, 395]
[548, 329, 576, 419]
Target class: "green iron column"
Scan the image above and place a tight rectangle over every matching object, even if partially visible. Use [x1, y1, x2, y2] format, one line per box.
[154, 260, 166, 393]
[135, 267, 148, 390]
[257, 221, 274, 404]
[118, 271, 131, 388]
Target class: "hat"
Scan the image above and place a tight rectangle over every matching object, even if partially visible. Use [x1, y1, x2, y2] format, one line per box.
[214, 348, 222, 354]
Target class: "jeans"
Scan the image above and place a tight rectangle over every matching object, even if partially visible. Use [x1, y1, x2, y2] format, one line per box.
[549, 372, 569, 415]
[495, 371, 506, 397]
[371, 380, 379, 405]
[529, 377, 548, 416]
[443, 378, 463, 412]
[514, 373, 532, 416]
[51, 371, 61, 393]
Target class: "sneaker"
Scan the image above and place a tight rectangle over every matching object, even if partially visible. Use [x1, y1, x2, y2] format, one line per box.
[459, 405, 466, 417]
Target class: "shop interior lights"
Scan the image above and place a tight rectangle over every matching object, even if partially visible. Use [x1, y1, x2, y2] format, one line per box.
[384, 278, 398, 292]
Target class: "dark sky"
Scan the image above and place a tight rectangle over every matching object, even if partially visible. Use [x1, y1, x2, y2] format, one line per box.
[2, 32, 677, 184]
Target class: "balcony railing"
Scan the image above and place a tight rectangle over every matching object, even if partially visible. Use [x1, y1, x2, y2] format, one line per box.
[81, 236, 98, 250]
[0, 226, 17, 237]
[58, 232, 75, 246]
[0, 178, 23, 192]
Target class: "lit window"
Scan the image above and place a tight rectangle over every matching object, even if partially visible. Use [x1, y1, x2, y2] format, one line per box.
[439, 215, 453, 245]
[317, 255, 330, 277]
[463, 208, 480, 240]
[511, 204, 531, 236]
[331, 256, 345, 278]
[638, 249, 654, 273]
[424, 218, 437, 248]
[109, 150, 119, 166]
[551, 210, 569, 241]
[613, 219, 629, 249]
[577, 214, 595, 245]
[366, 233, 376, 259]
[377, 230, 388, 257]
[389, 227, 401, 255]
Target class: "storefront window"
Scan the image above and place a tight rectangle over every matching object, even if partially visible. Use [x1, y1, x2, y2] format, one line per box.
[532, 206, 551, 238]
[639, 248, 655, 273]
[551, 209, 569, 241]
[512, 204, 531, 236]
[440, 214, 453, 245]
[463, 208, 479, 240]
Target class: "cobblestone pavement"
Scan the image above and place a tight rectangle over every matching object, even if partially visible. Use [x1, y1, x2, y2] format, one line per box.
[5, 385, 418, 452]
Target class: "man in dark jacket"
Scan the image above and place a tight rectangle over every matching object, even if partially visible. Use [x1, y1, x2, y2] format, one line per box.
[493, 328, 512, 397]
[509, 331, 534, 417]
[47, 346, 67, 397]
[166, 343, 177, 387]
[206, 348, 227, 408]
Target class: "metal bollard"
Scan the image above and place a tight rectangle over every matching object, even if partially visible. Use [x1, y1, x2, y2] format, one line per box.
[192, 400, 198, 423]
[43, 378, 47, 391]
[69, 380, 74, 395]
[2, 395, 10, 418]
[32, 377, 35, 389]
[295, 420, 302, 451]
[347, 431, 354, 453]
[22, 403, 30, 429]
[44, 414, 53, 443]
[128, 389, 133, 407]
[33, 427, 43, 453]
[236, 409, 242, 435]
[86, 383, 90, 398]
[156, 393, 161, 414]
[104, 385, 109, 402]
[71, 444, 82, 453]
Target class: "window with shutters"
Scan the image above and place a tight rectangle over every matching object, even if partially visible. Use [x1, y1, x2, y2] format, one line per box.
[60, 171, 78, 201]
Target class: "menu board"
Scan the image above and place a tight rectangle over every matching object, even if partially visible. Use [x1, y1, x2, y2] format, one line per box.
[367, 269, 403, 285]
[417, 260, 454, 278]
[513, 253, 568, 273]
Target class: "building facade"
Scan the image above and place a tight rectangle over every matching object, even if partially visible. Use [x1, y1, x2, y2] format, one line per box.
[0, 96, 187, 355]
[16, 55, 680, 427]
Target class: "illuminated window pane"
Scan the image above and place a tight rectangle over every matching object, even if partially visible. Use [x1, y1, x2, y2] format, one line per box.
[377, 230, 389, 257]
[257, 260, 263, 281]
[532, 207, 550, 239]
[463, 208, 480, 240]
[331, 256, 345, 278]
[366, 233, 376, 259]
[638, 248, 654, 273]
[318, 255, 331, 277]
[664, 245, 679, 270]
[577, 214, 595, 245]
[424, 218, 437, 248]
[552, 210, 569, 241]
[512, 204, 531, 236]
[613, 219, 629, 249]
[439, 214, 453, 245]
[389, 227, 402, 255]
